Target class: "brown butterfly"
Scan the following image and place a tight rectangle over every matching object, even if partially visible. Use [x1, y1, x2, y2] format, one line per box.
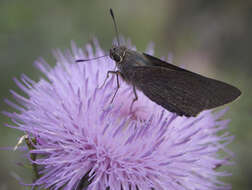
[78, 9, 241, 117]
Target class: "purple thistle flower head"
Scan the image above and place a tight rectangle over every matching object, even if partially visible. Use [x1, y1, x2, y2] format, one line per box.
[4, 39, 234, 190]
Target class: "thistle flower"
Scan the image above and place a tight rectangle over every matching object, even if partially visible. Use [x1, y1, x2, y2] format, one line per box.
[3, 39, 234, 190]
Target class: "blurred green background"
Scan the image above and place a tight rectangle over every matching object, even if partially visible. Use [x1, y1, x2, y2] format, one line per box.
[0, 0, 251, 189]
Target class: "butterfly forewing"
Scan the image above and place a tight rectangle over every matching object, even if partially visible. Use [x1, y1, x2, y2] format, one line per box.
[130, 65, 241, 116]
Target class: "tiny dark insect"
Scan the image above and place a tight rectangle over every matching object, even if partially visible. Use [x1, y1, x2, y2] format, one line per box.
[77, 9, 241, 117]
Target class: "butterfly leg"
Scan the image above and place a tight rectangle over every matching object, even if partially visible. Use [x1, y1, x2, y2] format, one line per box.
[110, 71, 121, 103]
[130, 85, 138, 112]
[99, 70, 120, 89]
[99, 70, 121, 103]
[99, 70, 112, 89]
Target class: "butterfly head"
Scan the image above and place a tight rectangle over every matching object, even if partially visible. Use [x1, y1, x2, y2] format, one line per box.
[109, 46, 127, 63]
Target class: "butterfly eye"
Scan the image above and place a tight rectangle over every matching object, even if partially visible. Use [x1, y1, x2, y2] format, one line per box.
[112, 53, 121, 62]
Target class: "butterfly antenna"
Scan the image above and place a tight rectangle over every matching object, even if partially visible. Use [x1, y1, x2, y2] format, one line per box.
[75, 54, 108, 63]
[110, 8, 120, 46]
